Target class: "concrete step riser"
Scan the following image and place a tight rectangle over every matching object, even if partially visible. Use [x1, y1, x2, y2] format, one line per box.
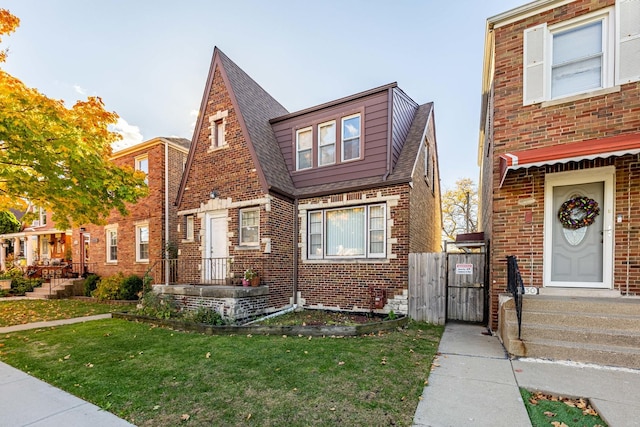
[523, 341, 640, 370]
[504, 321, 640, 348]
[503, 309, 640, 332]
[521, 297, 640, 315]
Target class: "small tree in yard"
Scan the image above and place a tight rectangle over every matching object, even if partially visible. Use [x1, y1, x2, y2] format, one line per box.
[442, 178, 478, 242]
[0, 9, 147, 228]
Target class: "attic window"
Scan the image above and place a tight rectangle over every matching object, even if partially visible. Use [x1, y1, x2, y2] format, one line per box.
[209, 110, 228, 150]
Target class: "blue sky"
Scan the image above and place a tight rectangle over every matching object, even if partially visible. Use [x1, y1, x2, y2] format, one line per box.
[1, 0, 526, 190]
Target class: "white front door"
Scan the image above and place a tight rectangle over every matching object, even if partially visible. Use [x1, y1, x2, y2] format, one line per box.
[544, 167, 614, 288]
[204, 212, 227, 283]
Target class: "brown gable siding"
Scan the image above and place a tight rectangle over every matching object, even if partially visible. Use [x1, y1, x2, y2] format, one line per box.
[271, 90, 390, 189]
[391, 87, 419, 169]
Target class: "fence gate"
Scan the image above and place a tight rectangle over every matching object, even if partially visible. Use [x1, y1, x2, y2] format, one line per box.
[446, 253, 486, 323]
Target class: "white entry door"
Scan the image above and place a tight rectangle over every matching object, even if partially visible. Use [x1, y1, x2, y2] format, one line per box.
[544, 168, 613, 288]
[204, 213, 227, 283]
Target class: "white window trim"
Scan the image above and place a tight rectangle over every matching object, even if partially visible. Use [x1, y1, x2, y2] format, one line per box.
[523, 7, 623, 105]
[239, 208, 260, 247]
[135, 154, 149, 184]
[135, 222, 150, 263]
[318, 120, 336, 167]
[105, 225, 118, 264]
[341, 113, 362, 162]
[208, 110, 228, 151]
[296, 127, 313, 171]
[307, 203, 386, 260]
[185, 215, 194, 241]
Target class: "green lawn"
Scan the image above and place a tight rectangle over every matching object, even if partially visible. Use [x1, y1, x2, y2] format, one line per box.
[0, 299, 136, 327]
[0, 318, 442, 426]
[520, 388, 608, 427]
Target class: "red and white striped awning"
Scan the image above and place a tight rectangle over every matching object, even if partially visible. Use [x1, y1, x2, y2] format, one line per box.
[499, 133, 640, 187]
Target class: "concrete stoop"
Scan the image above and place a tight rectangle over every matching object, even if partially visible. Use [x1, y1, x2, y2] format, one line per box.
[25, 280, 75, 299]
[499, 294, 640, 370]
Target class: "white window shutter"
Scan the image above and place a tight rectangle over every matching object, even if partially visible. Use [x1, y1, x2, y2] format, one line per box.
[616, 0, 640, 84]
[523, 23, 547, 105]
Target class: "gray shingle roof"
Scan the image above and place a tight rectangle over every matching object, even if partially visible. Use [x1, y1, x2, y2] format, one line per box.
[163, 137, 191, 150]
[217, 49, 295, 196]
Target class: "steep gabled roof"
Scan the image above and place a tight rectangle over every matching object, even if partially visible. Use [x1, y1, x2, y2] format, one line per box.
[177, 48, 293, 205]
[216, 50, 294, 196]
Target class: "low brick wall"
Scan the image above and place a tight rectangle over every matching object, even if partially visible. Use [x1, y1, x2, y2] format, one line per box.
[153, 284, 269, 321]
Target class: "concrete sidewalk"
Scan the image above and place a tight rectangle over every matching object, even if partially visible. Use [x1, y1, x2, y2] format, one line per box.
[0, 314, 135, 426]
[413, 322, 640, 426]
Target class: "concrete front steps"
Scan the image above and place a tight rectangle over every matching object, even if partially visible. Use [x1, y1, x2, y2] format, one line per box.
[499, 293, 640, 370]
[25, 280, 76, 299]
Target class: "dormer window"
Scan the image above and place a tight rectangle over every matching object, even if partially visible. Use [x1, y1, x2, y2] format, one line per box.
[296, 127, 313, 170]
[341, 114, 361, 161]
[318, 120, 336, 166]
[293, 111, 363, 171]
[209, 110, 228, 150]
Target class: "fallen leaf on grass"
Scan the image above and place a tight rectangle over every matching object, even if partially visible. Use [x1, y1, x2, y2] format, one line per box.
[246, 414, 251, 420]
[205, 352, 211, 358]
[180, 414, 190, 421]
[63, 354, 70, 360]
[338, 361, 345, 365]
[551, 422, 568, 427]
[543, 411, 556, 417]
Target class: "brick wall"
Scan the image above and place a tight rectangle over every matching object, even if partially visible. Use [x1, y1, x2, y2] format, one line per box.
[485, 0, 640, 328]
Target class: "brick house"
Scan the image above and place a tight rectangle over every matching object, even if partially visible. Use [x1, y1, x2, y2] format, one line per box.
[161, 48, 442, 320]
[0, 206, 72, 278]
[73, 137, 190, 279]
[479, 0, 640, 367]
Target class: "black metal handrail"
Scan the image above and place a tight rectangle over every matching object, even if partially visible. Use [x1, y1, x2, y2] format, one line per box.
[506, 255, 525, 339]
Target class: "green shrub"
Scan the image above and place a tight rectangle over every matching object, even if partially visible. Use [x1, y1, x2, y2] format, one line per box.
[11, 277, 43, 295]
[84, 274, 100, 297]
[136, 291, 180, 319]
[0, 268, 24, 280]
[184, 307, 226, 325]
[119, 275, 143, 300]
[92, 273, 124, 301]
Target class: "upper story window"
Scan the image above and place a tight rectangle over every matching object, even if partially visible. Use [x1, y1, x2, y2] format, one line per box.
[341, 114, 361, 161]
[294, 111, 364, 171]
[135, 155, 149, 184]
[239, 208, 259, 246]
[523, 3, 640, 106]
[105, 226, 117, 263]
[296, 127, 313, 170]
[318, 120, 336, 166]
[307, 203, 386, 260]
[209, 110, 228, 150]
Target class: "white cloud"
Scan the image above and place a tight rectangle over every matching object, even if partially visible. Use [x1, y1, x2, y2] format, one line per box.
[189, 109, 199, 132]
[110, 117, 144, 152]
[73, 84, 87, 95]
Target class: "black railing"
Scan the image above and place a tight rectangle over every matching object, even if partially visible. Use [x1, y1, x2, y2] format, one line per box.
[150, 257, 265, 286]
[506, 255, 525, 340]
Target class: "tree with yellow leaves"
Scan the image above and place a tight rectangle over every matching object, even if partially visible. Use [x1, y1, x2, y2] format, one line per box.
[442, 178, 478, 242]
[0, 9, 147, 228]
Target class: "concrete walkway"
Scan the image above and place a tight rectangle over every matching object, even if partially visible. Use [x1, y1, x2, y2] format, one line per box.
[413, 322, 640, 427]
[0, 314, 134, 426]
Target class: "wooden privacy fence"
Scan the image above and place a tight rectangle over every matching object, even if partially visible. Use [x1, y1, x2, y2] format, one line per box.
[408, 252, 486, 325]
[408, 253, 447, 325]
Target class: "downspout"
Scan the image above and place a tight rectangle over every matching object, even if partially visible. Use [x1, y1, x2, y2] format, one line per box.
[165, 140, 170, 286]
[292, 197, 299, 305]
[383, 87, 394, 181]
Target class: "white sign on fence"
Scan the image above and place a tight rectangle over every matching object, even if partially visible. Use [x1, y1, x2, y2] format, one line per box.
[455, 263, 473, 275]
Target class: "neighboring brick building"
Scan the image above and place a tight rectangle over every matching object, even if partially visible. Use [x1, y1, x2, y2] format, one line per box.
[166, 47, 442, 318]
[479, 0, 640, 329]
[74, 137, 190, 280]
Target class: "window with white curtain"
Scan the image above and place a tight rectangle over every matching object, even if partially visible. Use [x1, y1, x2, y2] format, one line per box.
[308, 204, 386, 259]
[106, 227, 117, 263]
[239, 208, 259, 246]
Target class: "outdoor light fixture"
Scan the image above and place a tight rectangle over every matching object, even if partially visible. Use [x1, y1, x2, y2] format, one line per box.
[210, 190, 220, 199]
